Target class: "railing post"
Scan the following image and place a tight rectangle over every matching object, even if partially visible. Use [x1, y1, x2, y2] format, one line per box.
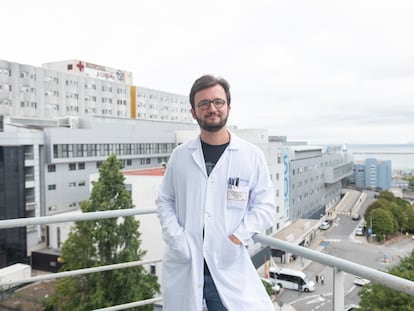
[333, 267, 345, 311]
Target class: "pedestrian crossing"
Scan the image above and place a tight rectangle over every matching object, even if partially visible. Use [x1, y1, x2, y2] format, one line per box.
[321, 238, 364, 244]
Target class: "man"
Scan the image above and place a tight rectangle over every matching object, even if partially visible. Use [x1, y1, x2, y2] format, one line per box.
[156, 75, 276, 310]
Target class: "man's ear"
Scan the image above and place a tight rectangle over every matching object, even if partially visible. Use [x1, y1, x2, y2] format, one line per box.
[191, 108, 196, 119]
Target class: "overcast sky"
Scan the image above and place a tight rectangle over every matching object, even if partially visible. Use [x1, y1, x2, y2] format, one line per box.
[3, 0, 414, 145]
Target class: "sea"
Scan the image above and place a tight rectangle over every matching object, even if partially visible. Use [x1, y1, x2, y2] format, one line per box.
[345, 144, 414, 172]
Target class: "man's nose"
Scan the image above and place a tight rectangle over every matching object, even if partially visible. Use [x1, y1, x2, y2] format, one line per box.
[207, 101, 218, 111]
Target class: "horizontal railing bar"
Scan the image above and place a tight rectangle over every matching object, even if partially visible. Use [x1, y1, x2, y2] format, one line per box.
[0, 258, 162, 288]
[255, 234, 414, 296]
[0, 207, 157, 229]
[92, 297, 163, 311]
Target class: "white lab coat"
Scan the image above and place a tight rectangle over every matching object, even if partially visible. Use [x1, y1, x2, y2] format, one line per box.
[156, 133, 276, 311]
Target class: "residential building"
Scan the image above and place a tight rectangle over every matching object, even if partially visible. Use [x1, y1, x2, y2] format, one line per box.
[350, 158, 392, 190]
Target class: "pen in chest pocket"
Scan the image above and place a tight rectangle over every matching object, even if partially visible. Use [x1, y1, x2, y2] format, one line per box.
[227, 177, 241, 188]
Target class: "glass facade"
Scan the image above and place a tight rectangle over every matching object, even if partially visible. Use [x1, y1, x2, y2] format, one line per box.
[0, 146, 27, 268]
[52, 142, 176, 159]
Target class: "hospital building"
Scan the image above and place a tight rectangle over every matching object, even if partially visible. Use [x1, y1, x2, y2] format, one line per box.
[0, 58, 352, 271]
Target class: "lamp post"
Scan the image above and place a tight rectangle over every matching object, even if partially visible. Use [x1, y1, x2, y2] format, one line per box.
[369, 216, 373, 243]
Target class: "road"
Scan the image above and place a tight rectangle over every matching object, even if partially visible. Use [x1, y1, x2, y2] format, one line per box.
[276, 190, 414, 311]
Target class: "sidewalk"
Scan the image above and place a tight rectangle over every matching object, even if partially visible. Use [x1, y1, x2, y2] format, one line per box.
[277, 229, 326, 272]
[263, 230, 327, 311]
[259, 228, 326, 276]
[272, 301, 297, 311]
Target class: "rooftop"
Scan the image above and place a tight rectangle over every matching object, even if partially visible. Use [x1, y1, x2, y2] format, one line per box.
[123, 167, 166, 177]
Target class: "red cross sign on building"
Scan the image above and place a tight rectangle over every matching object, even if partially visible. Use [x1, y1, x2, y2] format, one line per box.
[76, 61, 84, 72]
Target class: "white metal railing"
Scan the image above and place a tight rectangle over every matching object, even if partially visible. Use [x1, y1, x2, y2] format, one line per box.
[0, 207, 156, 229]
[0, 259, 162, 290]
[1, 208, 414, 311]
[254, 234, 414, 310]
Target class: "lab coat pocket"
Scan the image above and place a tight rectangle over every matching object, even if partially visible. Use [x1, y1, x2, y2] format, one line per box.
[227, 186, 249, 209]
[167, 231, 191, 264]
[217, 237, 242, 269]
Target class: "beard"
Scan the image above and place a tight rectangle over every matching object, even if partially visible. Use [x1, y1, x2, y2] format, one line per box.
[195, 112, 228, 132]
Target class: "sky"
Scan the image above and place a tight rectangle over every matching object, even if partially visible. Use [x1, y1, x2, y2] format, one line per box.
[2, 0, 414, 145]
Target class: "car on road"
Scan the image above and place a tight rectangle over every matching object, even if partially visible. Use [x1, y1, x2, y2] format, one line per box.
[344, 303, 360, 310]
[352, 214, 361, 221]
[354, 276, 370, 286]
[319, 220, 331, 230]
[355, 225, 365, 236]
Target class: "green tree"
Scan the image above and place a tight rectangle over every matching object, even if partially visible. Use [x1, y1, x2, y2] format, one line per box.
[406, 207, 414, 232]
[389, 203, 408, 233]
[359, 249, 414, 311]
[365, 191, 414, 238]
[378, 191, 395, 202]
[47, 155, 159, 310]
[370, 208, 394, 239]
[408, 176, 414, 189]
[365, 199, 388, 219]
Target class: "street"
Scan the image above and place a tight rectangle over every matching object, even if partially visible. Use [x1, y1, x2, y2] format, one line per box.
[274, 190, 414, 311]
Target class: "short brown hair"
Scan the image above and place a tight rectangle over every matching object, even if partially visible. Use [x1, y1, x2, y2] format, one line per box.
[189, 75, 231, 109]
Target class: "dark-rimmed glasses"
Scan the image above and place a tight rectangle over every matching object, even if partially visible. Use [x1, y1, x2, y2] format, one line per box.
[196, 98, 226, 110]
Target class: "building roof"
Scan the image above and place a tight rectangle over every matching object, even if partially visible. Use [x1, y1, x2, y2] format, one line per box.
[273, 219, 319, 244]
[123, 167, 165, 176]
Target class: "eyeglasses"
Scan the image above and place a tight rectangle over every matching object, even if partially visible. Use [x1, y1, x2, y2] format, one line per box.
[196, 98, 226, 110]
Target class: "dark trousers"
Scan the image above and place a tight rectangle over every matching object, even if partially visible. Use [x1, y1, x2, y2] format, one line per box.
[203, 274, 227, 311]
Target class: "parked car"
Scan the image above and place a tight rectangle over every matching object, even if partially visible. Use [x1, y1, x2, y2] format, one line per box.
[352, 214, 361, 221]
[355, 225, 365, 236]
[319, 220, 331, 230]
[354, 276, 370, 286]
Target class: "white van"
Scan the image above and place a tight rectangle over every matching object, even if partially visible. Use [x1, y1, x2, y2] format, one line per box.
[269, 267, 315, 292]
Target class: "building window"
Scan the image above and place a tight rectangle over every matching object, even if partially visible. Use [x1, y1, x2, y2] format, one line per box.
[48, 164, 56, 172]
[48, 184, 56, 190]
[150, 264, 156, 275]
[78, 162, 85, 170]
[126, 159, 132, 166]
[266, 227, 273, 235]
[69, 182, 77, 187]
[68, 163, 76, 171]
[57, 227, 61, 248]
[78, 181, 86, 187]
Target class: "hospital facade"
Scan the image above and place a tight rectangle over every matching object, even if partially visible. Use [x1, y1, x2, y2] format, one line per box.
[0, 58, 352, 269]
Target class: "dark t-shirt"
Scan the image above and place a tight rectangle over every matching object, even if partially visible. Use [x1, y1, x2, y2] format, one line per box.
[201, 140, 229, 176]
